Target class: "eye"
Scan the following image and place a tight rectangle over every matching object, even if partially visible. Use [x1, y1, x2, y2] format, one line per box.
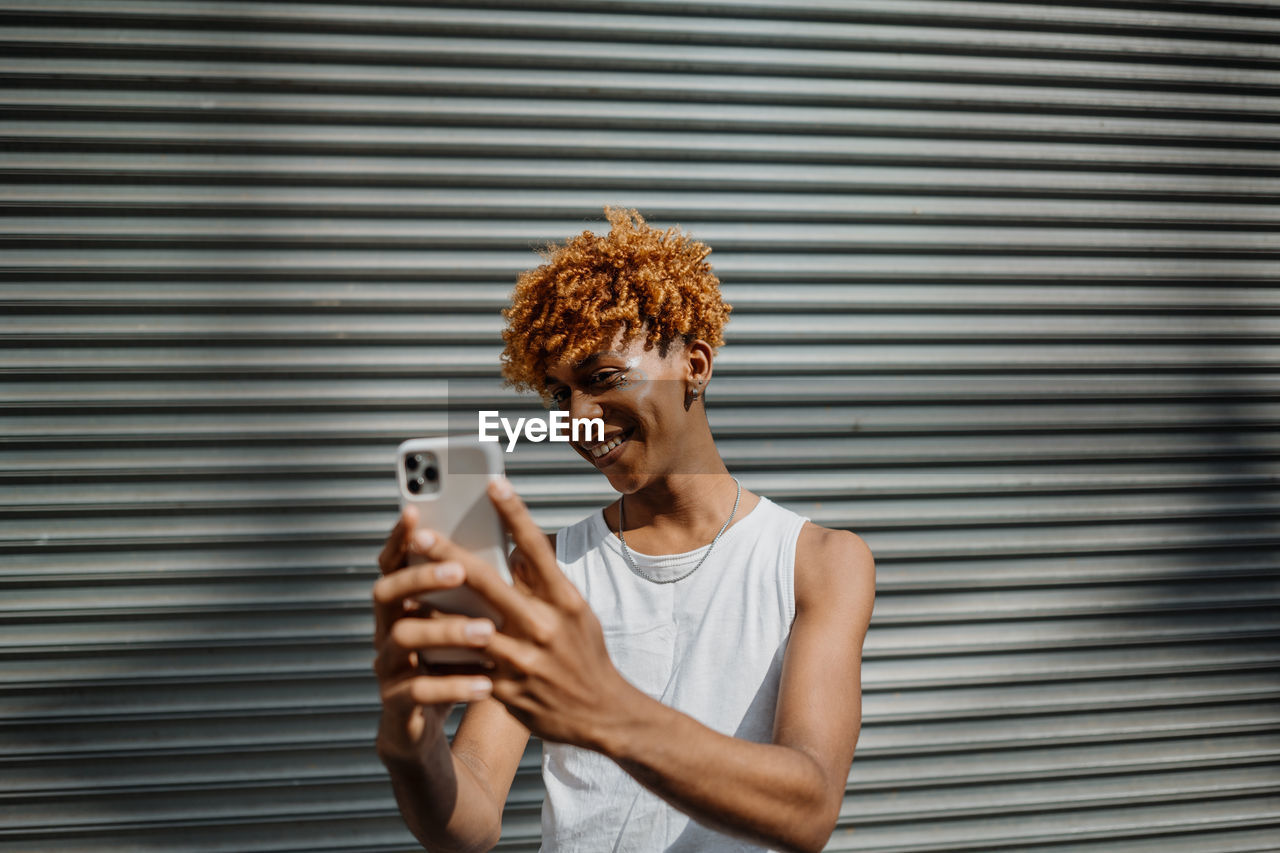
[590, 369, 625, 388]
[547, 386, 570, 407]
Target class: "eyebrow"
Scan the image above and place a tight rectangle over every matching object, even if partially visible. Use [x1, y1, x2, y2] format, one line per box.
[574, 350, 626, 370]
[543, 350, 627, 388]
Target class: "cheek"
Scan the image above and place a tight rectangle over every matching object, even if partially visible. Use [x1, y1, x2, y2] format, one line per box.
[626, 376, 689, 427]
[618, 370, 678, 412]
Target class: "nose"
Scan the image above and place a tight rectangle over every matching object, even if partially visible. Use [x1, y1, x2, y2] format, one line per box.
[568, 388, 605, 424]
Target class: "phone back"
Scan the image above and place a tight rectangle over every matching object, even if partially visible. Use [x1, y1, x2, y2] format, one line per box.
[396, 436, 511, 647]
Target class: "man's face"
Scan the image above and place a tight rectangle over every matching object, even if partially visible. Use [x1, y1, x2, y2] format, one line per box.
[542, 331, 692, 489]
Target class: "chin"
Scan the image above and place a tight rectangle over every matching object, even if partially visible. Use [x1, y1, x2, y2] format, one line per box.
[601, 466, 644, 493]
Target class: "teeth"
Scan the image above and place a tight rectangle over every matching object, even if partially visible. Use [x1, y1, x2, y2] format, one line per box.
[589, 434, 626, 459]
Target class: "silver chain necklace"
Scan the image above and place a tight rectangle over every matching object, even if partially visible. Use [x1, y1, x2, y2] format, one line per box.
[617, 478, 741, 584]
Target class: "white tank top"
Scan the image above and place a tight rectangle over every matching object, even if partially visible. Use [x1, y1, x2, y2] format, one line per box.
[541, 494, 810, 852]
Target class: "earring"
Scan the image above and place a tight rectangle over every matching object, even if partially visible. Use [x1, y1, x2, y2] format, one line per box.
[690, 387, 700, 400]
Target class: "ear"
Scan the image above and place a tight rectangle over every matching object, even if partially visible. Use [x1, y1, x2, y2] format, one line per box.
[683, 338, 714, 388]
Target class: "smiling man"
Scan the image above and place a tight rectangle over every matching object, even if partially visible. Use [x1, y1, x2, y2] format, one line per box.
[372, 208, 875, 853]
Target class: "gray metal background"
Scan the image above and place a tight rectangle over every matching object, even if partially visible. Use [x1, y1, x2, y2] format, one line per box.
[2, 1, 1279, 850]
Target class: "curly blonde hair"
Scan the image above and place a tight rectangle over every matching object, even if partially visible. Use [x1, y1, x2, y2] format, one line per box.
[499, 207, 731, 394]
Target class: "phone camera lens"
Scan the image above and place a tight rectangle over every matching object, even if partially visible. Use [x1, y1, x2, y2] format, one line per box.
[424, 465, 438, 482]
[407, 478, 421, 494]
[405, 454, 422, 474]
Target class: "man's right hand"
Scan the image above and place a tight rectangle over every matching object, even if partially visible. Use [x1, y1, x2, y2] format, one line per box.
[372, 504, 497, 766]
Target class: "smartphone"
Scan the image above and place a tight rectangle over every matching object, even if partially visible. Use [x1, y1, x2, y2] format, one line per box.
[395, 435, 512, 673]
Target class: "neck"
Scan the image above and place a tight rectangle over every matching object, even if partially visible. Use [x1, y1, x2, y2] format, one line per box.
[620, 469, 739, 538]
[608, 418, 748, 547]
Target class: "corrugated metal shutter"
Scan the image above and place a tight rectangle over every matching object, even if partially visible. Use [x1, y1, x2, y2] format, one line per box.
[2, 1, 1278, 850]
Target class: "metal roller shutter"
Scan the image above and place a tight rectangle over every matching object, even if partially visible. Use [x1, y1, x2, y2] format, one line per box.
[1, 1, 1277, 850]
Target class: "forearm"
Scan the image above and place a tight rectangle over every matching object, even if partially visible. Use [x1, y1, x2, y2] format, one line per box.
[383, 735, 503, 853]
[591, 691, 838, 853]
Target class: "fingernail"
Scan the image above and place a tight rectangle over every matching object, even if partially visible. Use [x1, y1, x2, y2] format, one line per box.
[470, 677, 492, 699]
[416, 531, 436, 550]
[491, 477, 513, 499]
[465, 620, 493, 642]
[435, 561, 463, 583]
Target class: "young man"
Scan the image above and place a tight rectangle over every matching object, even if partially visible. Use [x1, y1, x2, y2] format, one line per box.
[372, 208, 875, 853]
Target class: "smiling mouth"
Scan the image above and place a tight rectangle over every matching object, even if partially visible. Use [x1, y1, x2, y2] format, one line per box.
[584, 427, 633, 460]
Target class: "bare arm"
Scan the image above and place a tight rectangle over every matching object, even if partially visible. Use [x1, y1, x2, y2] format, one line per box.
[381, 697, 529, 853]
[373, 508, 545, 851]
[434, 483, 875, 853]
[591, 525, 875, 853]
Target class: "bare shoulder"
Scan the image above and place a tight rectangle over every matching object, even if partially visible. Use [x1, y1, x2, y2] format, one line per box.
[794, 522, 875, 619]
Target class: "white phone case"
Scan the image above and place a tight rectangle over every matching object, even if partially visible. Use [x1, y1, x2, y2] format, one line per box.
[395, 435, 512, 667]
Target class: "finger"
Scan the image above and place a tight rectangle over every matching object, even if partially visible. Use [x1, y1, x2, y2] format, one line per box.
[380, 595, 430, 631]
[372, 557, 465, 608]
[375, 613, 495, 679]
[479, 629, 538, 677]
[488, 478, 581, 609]
[454, 550, 540, 637]
[373, 507, 422, 642]
[372, 558, 464, 645]
[506, 549, 535, 597]
[381, 673, 494, 708]
[373, 634, 416, 680]
[389, 614, 495, 656]
[372, 590, 403, 648]
[378, 503, 419, 575]
[405, 527, 541, 638]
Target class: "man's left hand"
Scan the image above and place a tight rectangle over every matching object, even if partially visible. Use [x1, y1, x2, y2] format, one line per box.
[413, 478, 634, 748]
